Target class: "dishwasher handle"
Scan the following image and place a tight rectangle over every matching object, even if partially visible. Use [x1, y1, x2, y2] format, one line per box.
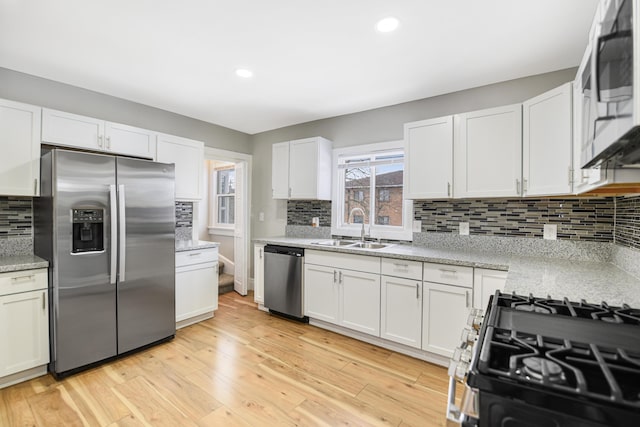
[264, 245, 304, 257]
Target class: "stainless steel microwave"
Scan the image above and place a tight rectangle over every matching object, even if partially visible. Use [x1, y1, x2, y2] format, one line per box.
[582, 0, 640, 168]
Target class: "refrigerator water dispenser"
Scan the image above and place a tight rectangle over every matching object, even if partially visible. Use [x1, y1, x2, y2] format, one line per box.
[71, 208, 104, 253]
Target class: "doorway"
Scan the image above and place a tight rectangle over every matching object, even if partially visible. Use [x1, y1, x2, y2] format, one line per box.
[196, 147, 252, 296]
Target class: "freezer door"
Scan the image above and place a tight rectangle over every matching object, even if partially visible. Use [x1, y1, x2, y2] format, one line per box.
[52, 150, 117, 373]
[116, 157, 176, 353]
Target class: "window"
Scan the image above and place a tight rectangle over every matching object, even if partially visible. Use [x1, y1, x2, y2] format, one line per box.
[377, 216, 389, 225]
[214, 167, 235, 227]
[332, 141, 412, 241]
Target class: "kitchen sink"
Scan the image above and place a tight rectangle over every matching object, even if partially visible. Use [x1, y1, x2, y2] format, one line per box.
[311, 239, 358, 247]
[350, 242, 390, 250]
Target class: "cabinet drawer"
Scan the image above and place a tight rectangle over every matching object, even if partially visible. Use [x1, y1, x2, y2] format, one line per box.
[176, 248, 218, 268]
[305, 249, 380, 273]
[0, 269, 48, 296]
[381, 258, 422, 280]
[423, 262, 472, 288]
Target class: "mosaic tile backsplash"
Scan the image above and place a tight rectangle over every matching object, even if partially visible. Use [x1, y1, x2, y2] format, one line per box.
[413, 198, 615, 242]
[615, 195, 640, 250]
[287, 200, 332, 227]
[0, 197, 32, 237]
[286, 196, 638, 246]
[175, 201, 193, 240]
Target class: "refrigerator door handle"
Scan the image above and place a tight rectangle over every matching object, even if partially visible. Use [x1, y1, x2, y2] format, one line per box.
[118, 184, 126, 282]
[109, 185, 118, 285]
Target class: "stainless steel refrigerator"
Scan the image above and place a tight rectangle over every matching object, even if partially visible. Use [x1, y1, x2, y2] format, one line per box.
[34, 148, 176, 377]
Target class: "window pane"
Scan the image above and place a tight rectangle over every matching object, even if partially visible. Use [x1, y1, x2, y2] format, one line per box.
[217, 195, 235, 224]
[374, 163, 403, 226]
[344, 166, 370, 224]
[217, 169, 235, 195]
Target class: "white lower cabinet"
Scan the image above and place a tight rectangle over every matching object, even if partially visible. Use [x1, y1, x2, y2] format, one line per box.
[380, 276, 422, 348]
[422, 282, 472, 358]
[473, 268, 507, 310]
[304, 264, 340, 323]
[253, 244, 265, 305]
[304, 250, 381, 336]
[0, 269, 49, 386]
[340, 270, 380, 336]
[175, 248, 218, 328]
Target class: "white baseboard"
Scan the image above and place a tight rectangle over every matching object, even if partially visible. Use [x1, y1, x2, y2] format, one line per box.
[308, 318, 449, 367]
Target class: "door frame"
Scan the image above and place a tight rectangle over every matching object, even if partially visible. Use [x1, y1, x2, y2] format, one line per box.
[202, 147, 252, 295]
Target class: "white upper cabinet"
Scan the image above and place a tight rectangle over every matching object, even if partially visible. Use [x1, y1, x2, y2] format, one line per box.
[271, 141, 290, 199]
[42, 109, 156, 159]
[522, 83, 573, 196]
[156, 133, 204, 201]
[104, 122, 156, 159]
[404, 116, 454, 199]
[272, 137, 332, 200]
[454, 104, 522, 198]
[0, 99, 41, 197]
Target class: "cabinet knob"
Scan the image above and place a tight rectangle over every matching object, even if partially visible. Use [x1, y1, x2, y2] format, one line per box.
[106, 135, 111, 149]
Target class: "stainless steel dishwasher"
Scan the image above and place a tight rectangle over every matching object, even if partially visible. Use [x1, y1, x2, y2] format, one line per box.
[263, 245, 307, 321]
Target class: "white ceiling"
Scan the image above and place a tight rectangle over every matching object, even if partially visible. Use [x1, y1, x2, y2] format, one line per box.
[0, 0, 599, 135]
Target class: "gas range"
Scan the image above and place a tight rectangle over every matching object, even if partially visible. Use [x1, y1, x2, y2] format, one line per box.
[448, 292, 640, 427]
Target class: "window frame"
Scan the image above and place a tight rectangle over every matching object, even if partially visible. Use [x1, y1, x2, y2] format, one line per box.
[209, 166, 236, 232]
[331, 140, 413, 241]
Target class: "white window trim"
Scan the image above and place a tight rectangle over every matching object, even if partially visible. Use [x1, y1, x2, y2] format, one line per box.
[331, 140, 413, 241]
[208, 166, 236, 232]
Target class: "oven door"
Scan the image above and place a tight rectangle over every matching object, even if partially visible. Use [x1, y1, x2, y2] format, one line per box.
[586, 0, 636, 167]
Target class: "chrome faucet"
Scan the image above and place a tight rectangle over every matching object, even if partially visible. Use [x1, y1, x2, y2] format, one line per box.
[348, 207, 367, 242]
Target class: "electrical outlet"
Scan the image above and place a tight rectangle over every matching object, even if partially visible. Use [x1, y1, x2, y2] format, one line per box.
[412, 220, 422, 232]
[259, 212, 264, 222]
[459, 222, 470, 236]
[311, 217, 319, 227]
[543, 224, 557, 240]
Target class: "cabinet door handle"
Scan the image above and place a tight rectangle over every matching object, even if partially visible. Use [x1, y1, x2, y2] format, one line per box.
[333, 270, 337, 283]
[288, 188, 292, 198]
[259, 248, 262, 259]
[516, 179, 521, 195]
[339, 271, 343, 284]
[568, 166, 573, 185]
[416, 283, 419, 299]
[98, 135, 104, 147]
[106, 135, 111, 149]
[11, 274, 35, 283]
[34, 178, 38, 195]
[447, 182, 451, 197]
[523, 178, 528, 193]
[465, 291, 471, 308]
[42, 292, 46, 310]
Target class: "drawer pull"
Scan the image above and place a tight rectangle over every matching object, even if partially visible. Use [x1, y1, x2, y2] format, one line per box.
[11, 275, 35, 283]
[438, 268, 458, 275]
[393, 263, 409, 268]
[465, 291, 471, 308]
[188, 252, 202, 256]
[416, 283, 420, 299]
[42, 292, 45, 310]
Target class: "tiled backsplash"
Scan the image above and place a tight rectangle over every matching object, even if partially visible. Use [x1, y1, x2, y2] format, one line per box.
[413, 198, 615, 242]
[287, 200, 332, 227]
[615, 195, 640, 250]
[285, 196, 640, 248]
[0, 197, 32, 237]
[175, 201, 193, 240]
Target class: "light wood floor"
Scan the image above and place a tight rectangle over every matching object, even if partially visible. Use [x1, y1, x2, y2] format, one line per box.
[0, 291, 453, 426]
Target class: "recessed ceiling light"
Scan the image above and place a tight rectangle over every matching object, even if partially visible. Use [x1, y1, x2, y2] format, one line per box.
[376, 17, 399, 33]
[235, 68, 253, 78]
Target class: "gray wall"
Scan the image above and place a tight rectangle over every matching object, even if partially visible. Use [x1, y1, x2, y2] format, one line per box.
[0, 68, 252, 154]
[250, 68, 578, 241]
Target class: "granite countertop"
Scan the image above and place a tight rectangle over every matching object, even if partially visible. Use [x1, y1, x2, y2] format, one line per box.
[254, 236, 640, 307]
[175, 240, 220, 252]
[0, 255, 49, 273]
